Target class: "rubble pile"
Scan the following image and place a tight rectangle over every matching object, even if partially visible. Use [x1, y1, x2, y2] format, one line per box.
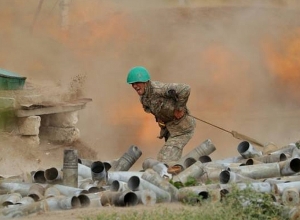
[1, 139, 300, 219]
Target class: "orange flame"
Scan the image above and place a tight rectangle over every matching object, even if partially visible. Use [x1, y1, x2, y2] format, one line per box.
[262, 28, 300, 101]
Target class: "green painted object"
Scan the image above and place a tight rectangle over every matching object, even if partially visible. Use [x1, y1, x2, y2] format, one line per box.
[0, 68, 26, 90]
[127, 66, 150, 84]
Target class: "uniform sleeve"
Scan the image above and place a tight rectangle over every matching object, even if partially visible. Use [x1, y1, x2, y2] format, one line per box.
[140, 97, 151, 113]
[166, 83, 191, 111]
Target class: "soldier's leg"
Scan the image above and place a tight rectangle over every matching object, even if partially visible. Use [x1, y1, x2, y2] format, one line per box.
[157, 132, 194, 163]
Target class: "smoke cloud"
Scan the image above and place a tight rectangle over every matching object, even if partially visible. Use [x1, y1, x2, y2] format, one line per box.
[1, 1, 300, 166]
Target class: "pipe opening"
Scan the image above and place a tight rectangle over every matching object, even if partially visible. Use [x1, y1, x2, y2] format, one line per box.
[28, 194, 39, 202]
[33, 170, 46, 183]
[91, 161, 105, 173]
[198, 191, 209, 200]
[103, 162, 112, 172]
[128, 176, 140, 191]
[280, 153, 287, 161]
[246, 159, 254, 165]
[88, 187, 100, 193]
[45, 167, 59, 181]
[111, 180, 121, 191]
[184, 157, 196, 168]
[199, 155, 211, 163]
[290, 158, 300, 173]
[237, 141, 250, 154]
[78, 194, 90, 207]
[70, 196, 81, 208]
[219, 170, 230, 184]
[220, 189, 229, 200]
[123, 192, 138, 207]
[2, 201, 13, 207]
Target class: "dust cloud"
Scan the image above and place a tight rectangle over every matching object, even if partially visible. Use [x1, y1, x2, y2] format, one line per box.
[1, 0, 300, 168]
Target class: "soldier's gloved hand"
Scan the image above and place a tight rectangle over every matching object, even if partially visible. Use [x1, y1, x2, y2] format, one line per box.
[168, 89, 178, 102]
[174, 109, 185, 119]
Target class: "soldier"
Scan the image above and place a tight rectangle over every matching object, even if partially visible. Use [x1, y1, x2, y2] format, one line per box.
[126, 66, 196, 163]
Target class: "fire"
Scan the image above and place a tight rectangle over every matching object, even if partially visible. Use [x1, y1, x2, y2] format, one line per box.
[109, 101, 159, 144]
[198, 44, 250, 111]
[262, 28, 300, 101]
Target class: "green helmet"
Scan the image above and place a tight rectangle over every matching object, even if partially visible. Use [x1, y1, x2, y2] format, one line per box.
[127, 66, 150, 84]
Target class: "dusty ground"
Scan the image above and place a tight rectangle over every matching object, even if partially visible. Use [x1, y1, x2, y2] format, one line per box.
[1, 0, 300, 219]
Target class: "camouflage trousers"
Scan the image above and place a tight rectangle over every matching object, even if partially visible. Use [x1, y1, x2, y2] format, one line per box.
[157, 130, 194, 163]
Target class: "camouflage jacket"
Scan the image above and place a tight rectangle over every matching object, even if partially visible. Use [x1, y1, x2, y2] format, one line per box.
[140, 81, 195, 136]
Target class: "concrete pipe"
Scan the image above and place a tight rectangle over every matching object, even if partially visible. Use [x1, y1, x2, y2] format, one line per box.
[245, 159, 264, 165]
[281, 187, 300, 206]
[78, 163, 92, 179]
[127, 176, 171, 203]
[199, 155, 212, 163]
[77, 194, 90, 207]
[46, 195, 81, 211]
[273, 181, 300, 195]
[271, 144, 298, 156]
[172, 161, 205, 185]
[100, 190, 138, 207]
[79, 180, 100, 193]
[142, 158, 161, 170]
[112, 145, 142, 171]
[134, 189, 157, 205]
[275, 175, 300, 183]
[91, 161, 107, 183]
[280, 158, 300, 176]
[84, 193, 102, 207]
[63, 149, 78, 188]
[253, 153, 287, 163]
[237, 141, 262, 159]
[2, 200, 48, 218]
[221, 182, 272, 194]
[141, 169, 178, 202]
[44, 186, 61, 198]
[152, 163, 172, 179]
[107, 171, 144, 184]
[0, 182, 33, 197]
[44, 167, 62, 183]
[110, 180, 129, 192]
[103, 159, 119, 171]
[0, 193, 22, 207]
[213, 156, 245, 164]
[15, 196, 35, 205]
[78, 158, 94, 167]
[263, 178, 288, 184]
[142, 158, 171, 178]
[174, 139, 216, 169]
[178, 186, 210, 204]
[236, 162, 281, 179]
[32, 170, 46, 183]
[53, 184, 88, 196]
[200, 167, 223, 183]
[219, 170, 256, 184]
[28, 184, 45, 201]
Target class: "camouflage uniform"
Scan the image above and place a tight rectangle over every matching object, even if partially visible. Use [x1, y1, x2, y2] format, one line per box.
[140, 81, 196, 163]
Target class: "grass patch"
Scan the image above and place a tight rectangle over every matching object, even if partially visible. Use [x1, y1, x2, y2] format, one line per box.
[83, 184, 289, 220]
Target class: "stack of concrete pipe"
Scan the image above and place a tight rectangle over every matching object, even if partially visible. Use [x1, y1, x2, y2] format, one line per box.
[2, 140, 300, 219]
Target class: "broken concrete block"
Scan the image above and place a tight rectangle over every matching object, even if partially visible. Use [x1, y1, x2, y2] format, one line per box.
[20, 135, 40, 147]
[40, 126, 80, 144]
[46, 111, 79, 128]
[0, 97, 15, 109]
[18, 116, 41, 135]
[19, 95, 43, 105]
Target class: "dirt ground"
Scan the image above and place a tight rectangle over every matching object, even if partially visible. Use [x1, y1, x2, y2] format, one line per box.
[1, 0, 300, 219]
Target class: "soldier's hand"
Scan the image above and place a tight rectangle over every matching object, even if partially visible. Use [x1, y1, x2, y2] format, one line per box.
[174, 109, 184, 119]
